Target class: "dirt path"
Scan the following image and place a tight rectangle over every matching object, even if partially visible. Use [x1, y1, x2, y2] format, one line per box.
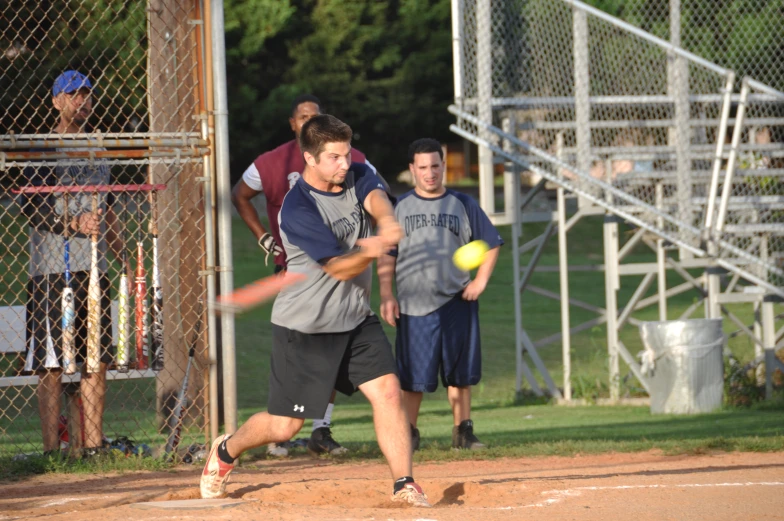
[2, 451, 783, 521]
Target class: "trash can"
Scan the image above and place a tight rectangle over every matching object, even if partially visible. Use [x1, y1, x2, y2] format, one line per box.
[639, 319, 725, 414]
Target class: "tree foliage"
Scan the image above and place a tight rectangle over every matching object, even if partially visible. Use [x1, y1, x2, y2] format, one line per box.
[4, 0, 781, 182]
[585, 0, 784, 87]
[226, 0, 454, 180]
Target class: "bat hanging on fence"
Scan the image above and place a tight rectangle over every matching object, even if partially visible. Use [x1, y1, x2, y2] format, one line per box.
[8, 183, 171, 373]
[116, 195, 130, 372]
[61, 195, 77, 375]
[86, 192, 101, 374]
[135, 201, 149, 370]
[164, 299, 204, 457]
[150, 188, 164, 371]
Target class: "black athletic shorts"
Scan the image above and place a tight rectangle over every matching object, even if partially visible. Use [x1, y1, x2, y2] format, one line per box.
[268, 315, 397, 419]
[25, 271, 114, 373]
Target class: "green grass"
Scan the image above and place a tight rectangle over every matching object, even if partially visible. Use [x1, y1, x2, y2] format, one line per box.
[2, 205, 783, 478]
[1, 449, 170, 481]
[273, 399, 784, 463]
[233, 214, 778, 409]
[231, 212, 784, 465]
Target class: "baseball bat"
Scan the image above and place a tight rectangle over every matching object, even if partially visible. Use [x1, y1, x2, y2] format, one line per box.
[116, 195, 130, 372]
[86, 192, 101, 374]
[213, 271, 306, 314]
[135, 202, 149, 370]
[150, 188, 164, 371]
[61, 195, 77, 375]
[164, 299, 204, 456]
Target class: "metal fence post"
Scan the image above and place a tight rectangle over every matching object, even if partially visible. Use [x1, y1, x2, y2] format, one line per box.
[200, 115, 219, 442]
[762, 298, 776, 400]
[655, 182, 668, 321]
[573, 6, 590, 206]
[451, 0, 464, 111]
[556, 132, 572, 401]
[502, 116, 523, 395]
[477, 0, 495, 214]
[210, 0, 237, 435]
[603, 164, 620, 402]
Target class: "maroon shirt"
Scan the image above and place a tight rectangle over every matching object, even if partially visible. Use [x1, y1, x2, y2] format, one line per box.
[241, 139, 373, 266]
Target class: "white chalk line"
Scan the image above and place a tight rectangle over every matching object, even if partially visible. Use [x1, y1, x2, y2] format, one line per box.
[39, 496, 95, 507]
[38, 495, 111, 508]
[499, 481, 784, 509]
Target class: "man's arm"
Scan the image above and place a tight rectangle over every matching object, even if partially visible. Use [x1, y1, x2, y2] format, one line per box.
[231, 179, 268, 241]
[232, 179, 282, 261]
[20, 165, 69, 235]
[104, 206, 123, 261]
[363, 189, 403, 249]
[321, 190, 402, 282]
[457, 192, 504, 301]
[321, 237, 387, 281]
[377, 253, 399, 326]
[462, 246, 500, 301]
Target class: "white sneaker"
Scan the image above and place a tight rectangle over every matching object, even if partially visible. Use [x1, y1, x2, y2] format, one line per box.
[391, 482, 432, 507]
[200, 434, 235, 499]
[266, 443, 289, 457]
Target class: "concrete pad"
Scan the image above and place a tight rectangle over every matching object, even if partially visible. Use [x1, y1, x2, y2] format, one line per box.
[131, 498, 247, 510]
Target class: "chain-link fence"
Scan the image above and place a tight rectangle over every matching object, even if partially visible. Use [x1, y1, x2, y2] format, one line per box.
[455, 0, 784, 286]
[712, 80, 784, 287]
[1, 0, 214, 460]
[452, 0, 784, 397]
[606, 0, 784, 91]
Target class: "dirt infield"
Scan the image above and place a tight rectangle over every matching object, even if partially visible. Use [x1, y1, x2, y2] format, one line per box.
[2, 451, 783, 521]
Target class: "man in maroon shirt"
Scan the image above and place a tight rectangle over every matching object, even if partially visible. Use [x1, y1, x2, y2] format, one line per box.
[232, 94, 387, 457]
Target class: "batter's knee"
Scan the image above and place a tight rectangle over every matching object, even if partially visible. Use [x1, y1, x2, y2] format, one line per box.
[269, 415, 304, 442]
[362, 373, 403, 408]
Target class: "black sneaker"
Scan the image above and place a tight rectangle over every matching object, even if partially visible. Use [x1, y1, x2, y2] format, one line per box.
[307, 426, 349, 456]
[452, 419, 486, 450]
[81, 446, 110, 460]
[411, 424, 420, 452]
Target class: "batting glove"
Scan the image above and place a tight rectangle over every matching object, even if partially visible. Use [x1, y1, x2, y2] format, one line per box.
[258, 233, 283, 265]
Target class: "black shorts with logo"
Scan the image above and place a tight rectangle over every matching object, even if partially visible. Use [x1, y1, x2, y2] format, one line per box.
[267, 315, 397, 419]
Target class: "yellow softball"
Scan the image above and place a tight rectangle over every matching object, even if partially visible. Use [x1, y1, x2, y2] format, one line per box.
[453, 240, 489, 271]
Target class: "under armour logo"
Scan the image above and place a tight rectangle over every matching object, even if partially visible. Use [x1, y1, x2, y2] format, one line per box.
[293, 404, 304, 412]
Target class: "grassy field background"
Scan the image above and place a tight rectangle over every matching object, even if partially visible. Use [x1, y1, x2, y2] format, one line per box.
[232, 210, 773, 411]
[228, 201, 783, 462]
[2, 191, 783, 476]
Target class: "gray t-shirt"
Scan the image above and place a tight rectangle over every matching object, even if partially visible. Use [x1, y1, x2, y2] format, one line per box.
[23, 149, 111, 277]
[271, 163, 387, 334]
[391, 189, 503, 316]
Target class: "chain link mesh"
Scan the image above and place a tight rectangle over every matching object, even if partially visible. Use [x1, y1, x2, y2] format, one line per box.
[608, 0, 784, 91]
[715, 82, 784, 287]
[1, 0, 212, 460]
[454, 0, 784, 292]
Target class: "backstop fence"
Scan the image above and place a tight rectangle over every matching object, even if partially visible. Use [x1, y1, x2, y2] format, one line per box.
[1, 0, 223, 459]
